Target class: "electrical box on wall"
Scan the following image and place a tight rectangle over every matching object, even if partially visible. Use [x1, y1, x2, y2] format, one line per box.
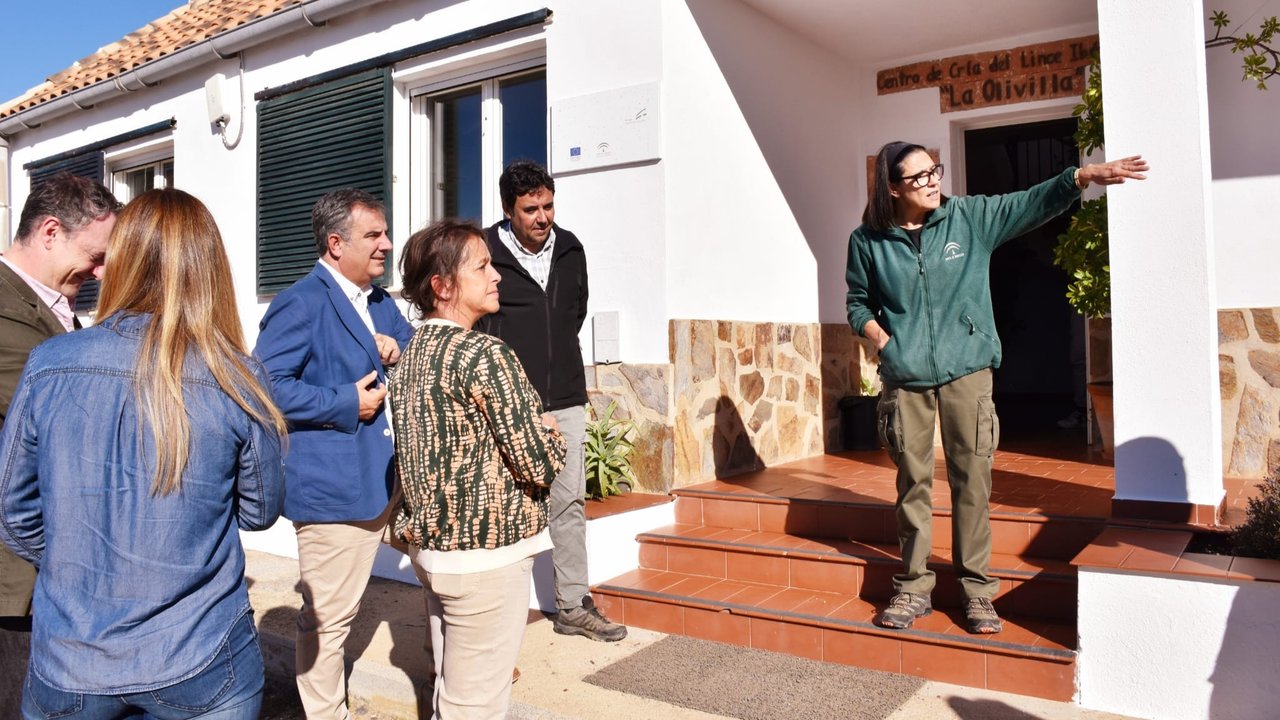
[592, 311, 620, 364]
[551, 82, 660, 173]
[204, 73, 229, 126]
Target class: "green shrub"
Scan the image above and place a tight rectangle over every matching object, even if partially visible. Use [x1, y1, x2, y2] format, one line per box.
[584, 401, 636, 500]
[1232, 474, 1280, 559]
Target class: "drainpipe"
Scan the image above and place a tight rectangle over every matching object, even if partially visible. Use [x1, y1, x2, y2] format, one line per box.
[0, 0, 394, 139]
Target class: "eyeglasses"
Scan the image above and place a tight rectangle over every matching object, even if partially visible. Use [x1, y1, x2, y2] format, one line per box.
[900, 164, 945, 188]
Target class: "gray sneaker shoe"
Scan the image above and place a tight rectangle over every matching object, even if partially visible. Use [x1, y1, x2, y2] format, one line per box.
[875, 592, 932, 630]
[965, 597, 1003, 634]
[555, 597, 627, 642]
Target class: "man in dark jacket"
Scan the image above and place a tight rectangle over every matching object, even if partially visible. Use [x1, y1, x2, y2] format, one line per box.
[476, 161, 626, 642]
[0, 173, 119, 717]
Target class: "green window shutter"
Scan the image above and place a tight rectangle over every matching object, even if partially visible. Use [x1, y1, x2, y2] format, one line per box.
[256, 67, 392, 295]
[28, 151, 106, 311]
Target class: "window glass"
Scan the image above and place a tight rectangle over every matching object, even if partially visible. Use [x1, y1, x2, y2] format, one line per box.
[500, 72, 547, 169]
[435, 86, 483, 222]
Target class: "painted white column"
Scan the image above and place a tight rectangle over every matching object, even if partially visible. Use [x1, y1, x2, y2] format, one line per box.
[1097, 0, 1223, 508]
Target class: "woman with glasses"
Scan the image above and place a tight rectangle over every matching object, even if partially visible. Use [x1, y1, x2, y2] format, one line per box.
[846, 141, 1146, 635]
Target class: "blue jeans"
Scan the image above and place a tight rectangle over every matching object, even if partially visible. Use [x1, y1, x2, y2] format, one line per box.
[21, 614, 264, 720]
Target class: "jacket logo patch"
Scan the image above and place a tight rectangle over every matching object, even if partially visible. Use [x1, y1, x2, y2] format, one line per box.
[943, 241, 965, 262]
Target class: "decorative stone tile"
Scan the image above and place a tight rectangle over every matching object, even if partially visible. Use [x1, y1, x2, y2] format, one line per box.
[621, 364, 670, 417]
[1248, 350, 1280, 389]
[1229, 384, 1275, 477]
[1219, 310, 1248, 343]
[740, 371, 765, 405]
[691, 320, 716, 383]
[737, 347, 753, 366]
[587, 362, 673, 493]
[1252, 309, 1280, 344]
[794, 325, 813, 362]
[1220, 354, 1237, 401]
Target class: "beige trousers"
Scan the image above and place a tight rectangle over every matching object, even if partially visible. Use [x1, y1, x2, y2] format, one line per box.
[879, 368, 1000, 600]
[413, 556, 534, 720]
[293, 504, 393, 720]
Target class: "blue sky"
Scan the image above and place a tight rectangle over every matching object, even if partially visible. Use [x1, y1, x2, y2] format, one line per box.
[0, 0, 186, 104]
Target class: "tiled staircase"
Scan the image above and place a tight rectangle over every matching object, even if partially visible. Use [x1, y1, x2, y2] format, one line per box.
[592, 449, 1110, 702]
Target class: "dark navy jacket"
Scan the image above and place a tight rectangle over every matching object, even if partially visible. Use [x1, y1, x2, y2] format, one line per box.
[255, 263, 414, 522]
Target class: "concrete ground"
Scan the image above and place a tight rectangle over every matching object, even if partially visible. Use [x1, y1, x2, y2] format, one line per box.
[246, 550, 1135, 720]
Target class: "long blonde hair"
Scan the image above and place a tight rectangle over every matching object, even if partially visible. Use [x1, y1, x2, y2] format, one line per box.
[96, 189, 287, 495]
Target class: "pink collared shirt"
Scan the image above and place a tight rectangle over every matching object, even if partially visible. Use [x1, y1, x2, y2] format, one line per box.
[0, 255, 76, 332]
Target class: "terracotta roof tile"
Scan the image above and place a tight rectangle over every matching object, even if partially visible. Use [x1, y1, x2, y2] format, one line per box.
[0, 0, 302, 119]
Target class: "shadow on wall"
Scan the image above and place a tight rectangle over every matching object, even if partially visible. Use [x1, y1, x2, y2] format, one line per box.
[684, 0, 861, 324]
[713, 396, 762, 478]
[1113, 435, 1190, 507]
[1208, 580, 1280, 719]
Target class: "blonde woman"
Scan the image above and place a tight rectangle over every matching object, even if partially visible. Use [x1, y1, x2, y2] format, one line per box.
[391, 218, 566, 720]
[0, 188, 286, 719]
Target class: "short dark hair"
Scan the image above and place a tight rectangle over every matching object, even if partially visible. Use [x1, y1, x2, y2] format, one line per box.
[311, 188, 385, 255]
[498, 160, 554, 211]
[862, 141, 927, 232]
[400, 218, 485, 317]
[14, 172, 121, 243]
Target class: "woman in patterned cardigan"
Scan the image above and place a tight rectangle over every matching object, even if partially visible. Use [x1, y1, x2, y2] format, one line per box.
[390, 218, 566, 720]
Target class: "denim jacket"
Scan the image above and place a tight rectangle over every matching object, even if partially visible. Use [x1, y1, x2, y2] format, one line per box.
[0, 312, 285, 694]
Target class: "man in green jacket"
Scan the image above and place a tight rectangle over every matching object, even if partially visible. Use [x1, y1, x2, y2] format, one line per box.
[846, 141, 1146, 633]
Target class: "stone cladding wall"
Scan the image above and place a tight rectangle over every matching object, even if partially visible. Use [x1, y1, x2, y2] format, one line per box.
[1219, 309, 1280, 478]
[584, 364, 673, 494]
[670, 319, 827, 488]
[580, 321, 885, 494]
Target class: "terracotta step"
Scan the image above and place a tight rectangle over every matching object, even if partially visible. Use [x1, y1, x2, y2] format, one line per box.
[638, 524, 1078, 622]
[593, 568, 1076, 702]
[673, 491, 1104, 560]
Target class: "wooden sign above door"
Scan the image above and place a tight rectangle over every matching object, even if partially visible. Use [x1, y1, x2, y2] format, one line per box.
[876, 35, 1099, 113]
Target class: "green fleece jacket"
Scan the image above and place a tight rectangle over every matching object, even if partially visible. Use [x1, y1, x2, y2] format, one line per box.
[845, 166, 1081, 389]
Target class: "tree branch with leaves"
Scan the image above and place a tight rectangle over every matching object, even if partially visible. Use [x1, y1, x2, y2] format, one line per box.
[1207, 9, 1280, 89]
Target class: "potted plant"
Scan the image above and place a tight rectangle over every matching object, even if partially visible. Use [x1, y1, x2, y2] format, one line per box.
[584, 400, 636, 499]
[839, 376, 881, 452]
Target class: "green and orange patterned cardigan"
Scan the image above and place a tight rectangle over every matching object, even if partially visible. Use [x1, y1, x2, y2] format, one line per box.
[389, 323, 566, 552]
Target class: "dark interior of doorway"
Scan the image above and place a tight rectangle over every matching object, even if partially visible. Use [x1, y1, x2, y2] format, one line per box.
[964, 118, 1081, 442]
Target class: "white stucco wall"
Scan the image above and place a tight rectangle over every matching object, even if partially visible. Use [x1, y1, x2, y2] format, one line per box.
[661, 0, 851, 325]
[1206, 0, 1280, 309]
[1078, 569, 1280, 719]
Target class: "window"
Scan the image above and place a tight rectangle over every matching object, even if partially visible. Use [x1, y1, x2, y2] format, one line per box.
[112, 159, 174, 202]
[416, 67, 546, 226]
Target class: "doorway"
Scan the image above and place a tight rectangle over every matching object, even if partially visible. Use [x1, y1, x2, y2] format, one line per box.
[964, 118, 1080, 442]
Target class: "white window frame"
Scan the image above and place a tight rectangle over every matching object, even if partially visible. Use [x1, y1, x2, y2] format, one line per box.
[104, 136, 174, 203]
[404, 53, 546, 231]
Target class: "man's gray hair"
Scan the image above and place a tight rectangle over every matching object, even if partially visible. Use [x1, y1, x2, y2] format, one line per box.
[14, 172, 121, 244]
[311, 188, 385, 256]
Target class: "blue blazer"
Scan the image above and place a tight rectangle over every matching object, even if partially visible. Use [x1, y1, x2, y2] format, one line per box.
[255, 264, 415, 523]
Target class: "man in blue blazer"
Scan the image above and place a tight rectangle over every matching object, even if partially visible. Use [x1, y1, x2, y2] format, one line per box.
[255, 189, 414, 719]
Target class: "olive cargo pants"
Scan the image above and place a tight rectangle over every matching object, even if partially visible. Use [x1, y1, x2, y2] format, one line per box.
[878, 368, 1000, 600]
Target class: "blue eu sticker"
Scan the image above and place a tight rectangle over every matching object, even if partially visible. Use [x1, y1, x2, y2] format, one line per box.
[570, 146, 581, 158]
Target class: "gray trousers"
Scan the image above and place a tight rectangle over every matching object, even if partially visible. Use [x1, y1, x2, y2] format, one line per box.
[878, 368, 1000, 600]
[549, 406, 589, 611]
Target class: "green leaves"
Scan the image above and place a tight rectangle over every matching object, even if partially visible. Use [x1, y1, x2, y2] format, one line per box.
[1072, 53, 1105, 156]
[1206, 9, 1279, 90]
[1054, 197, 1110, 319]
[585, 400, 636, 500]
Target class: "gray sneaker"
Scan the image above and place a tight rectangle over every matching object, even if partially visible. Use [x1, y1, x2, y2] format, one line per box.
[555, 597, 627, 642]
[875, 592, 932, 630]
